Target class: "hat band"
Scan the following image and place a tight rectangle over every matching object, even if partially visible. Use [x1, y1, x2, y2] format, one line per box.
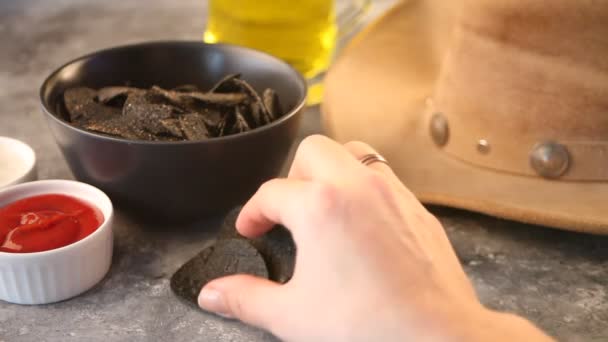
[428, 112, 608, 181]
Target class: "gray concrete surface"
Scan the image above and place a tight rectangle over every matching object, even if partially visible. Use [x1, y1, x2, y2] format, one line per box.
[1, 0, 607, 341]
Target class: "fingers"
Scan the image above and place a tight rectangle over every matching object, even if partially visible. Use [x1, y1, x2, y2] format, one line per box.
[343, 140, 426, 209]
[287, 134, 361, 181]
[239, 138, 410, 239]
[236, 178, 311, 238]
[199, 275, 285, 331]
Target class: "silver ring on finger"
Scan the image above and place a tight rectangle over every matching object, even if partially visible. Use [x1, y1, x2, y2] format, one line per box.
[359, 153, 389, 167]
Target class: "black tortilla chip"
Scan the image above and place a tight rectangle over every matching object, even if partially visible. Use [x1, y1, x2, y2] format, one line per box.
[180, 91, 248, 106]
[64, 87, 120, 123]
[263, 88, 282, 120]
[152, 85, 247, 107]
[216, 111, 235, 137]
[159, 118, 185, 139]
[123, 92, 179, 137]
[199, 107, 224, 129]
[172, 84, 200, 93]
[179, 113, 210, 140]
[64, 87, 96, 117]
[208, 73, 242, 93]
[148, 86, 186, 108]
[231, 107, 252, 134]
[219, 207, 296, 284]
[97, 86, 140, 106]
[83, 116, 140, 140]
[170, 239, 268, 306]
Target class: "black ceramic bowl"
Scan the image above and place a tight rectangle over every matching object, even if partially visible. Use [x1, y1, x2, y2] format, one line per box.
[40, 41, 306, 223]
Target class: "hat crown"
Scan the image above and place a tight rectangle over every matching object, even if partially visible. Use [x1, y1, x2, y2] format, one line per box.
[433, 0, 608, 180]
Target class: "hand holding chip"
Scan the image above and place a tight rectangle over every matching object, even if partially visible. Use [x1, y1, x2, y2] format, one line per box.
[198, 135, 553, 342]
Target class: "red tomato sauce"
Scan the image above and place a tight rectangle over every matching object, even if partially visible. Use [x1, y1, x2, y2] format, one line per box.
[0, 194, 104, 253]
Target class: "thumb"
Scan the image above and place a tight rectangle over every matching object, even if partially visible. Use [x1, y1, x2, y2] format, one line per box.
[198, 274, 285, 329]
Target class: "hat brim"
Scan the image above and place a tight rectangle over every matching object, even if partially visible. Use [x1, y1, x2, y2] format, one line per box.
[322, 0, 608, 234]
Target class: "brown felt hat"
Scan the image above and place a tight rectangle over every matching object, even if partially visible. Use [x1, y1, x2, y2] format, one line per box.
[322, 0, 608, 234]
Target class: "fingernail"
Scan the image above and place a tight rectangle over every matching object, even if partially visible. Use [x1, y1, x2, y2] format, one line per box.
[198, 287, 233, 318]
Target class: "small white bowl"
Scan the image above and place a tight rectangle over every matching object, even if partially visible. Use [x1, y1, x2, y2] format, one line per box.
[0, 180, 113, 305]
[0, 137, 37, 189]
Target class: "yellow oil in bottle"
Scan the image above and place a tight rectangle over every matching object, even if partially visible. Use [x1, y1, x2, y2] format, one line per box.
[204, 0, 337, 82]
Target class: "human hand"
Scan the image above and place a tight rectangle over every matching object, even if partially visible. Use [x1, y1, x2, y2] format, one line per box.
[198, 135, 552, 342]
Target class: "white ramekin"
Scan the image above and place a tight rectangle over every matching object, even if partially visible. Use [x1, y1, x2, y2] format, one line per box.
[0, 180, 113, 305]
[0, 136, 37, 189]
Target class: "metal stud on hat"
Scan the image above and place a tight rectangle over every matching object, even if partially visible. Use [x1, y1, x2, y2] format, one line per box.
[429, 112, 449, 147]
[529, 142, 570, 179]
